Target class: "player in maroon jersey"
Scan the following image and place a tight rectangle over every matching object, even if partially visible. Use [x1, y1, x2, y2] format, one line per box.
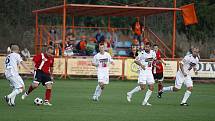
[152, 44, 166, 98]
[22, 46, 54, 106]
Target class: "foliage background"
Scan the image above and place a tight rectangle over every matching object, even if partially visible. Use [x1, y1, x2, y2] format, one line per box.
[0, 0, 214, 58]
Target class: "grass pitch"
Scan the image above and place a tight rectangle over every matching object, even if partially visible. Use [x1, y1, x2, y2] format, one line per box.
[0, 79, 215, 121]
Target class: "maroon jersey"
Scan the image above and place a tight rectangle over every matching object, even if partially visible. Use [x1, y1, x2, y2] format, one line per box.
[33, 53, 54, 74]
[152, 50, 163, 74]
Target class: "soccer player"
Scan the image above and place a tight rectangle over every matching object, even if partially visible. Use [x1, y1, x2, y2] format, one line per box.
[4, 45, 33, 106]
[127, 42, 156, 106]
[158, 47, 199, 106]
[22, 46, 54, 106]
[152, 44, 166, 98]
[92, 43, 114, 101]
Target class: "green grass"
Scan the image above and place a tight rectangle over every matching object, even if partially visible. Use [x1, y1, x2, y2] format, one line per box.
[0, 79, 215, 121]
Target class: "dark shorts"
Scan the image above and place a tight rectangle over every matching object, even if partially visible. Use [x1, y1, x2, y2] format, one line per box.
[34, 70, 52, 86]
[153, 73, 163, 81]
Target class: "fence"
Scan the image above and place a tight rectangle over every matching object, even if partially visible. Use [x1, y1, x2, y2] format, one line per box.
[0, 56, 215, 80]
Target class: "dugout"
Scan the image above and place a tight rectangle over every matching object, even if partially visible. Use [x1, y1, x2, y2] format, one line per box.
[32, 0, 188, 58]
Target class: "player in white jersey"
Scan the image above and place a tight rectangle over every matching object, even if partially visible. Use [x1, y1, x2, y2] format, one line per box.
[92, 43, 114, 101]
[127, 42, 156, 106]
[158, 47, 199, 106]
[4, 45, 33, 106]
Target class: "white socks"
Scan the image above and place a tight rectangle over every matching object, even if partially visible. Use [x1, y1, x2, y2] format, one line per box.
[181, 90, 191, 104]
[7, 88, 23, 104]
[143, 89, 152, 103]
[162, 86, 173, 92]
[128, 86, 141, 95]
[93, 85, 102, 97]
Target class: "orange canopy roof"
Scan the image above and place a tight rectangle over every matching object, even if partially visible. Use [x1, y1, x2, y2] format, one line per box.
[32, 4, 181, 16]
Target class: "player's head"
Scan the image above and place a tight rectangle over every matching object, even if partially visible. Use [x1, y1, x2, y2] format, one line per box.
[192, 47, 199, 58]
[153, 44, 158, 52]
[99, 43, 105, 53]
[11, 45, 20, 53]
[46, 46, 54, 57]
[144, 42, 151, 53]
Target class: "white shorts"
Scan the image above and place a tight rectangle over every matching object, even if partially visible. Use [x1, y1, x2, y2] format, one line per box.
[97, 71, 109, 84]
[6, 75, 24, 89]
[175, 71, 193, 89]
[138, 70, 155, 85]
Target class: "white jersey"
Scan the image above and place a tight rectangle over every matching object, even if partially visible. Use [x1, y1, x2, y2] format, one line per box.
[179, 54, 199, 75]
[135, 50, 156, 71]
[93, 52, 113, 72]
[4, 52, 23, 77]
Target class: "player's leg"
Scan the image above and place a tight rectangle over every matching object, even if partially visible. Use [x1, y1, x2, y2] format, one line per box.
[22, 82, 39, 100]
[6, 76, 24, 106]
[180, 76, 193, 106]
[157, 73, 164, 98]
[142, 84, 153, 106]
[127, 73, 146, 102]
[93, 72, 107, 101]
[44, 82, 53, 106]
[142, 73, 154, 106]
[22, 71, 40, 99]
[158, 72, 183, 97]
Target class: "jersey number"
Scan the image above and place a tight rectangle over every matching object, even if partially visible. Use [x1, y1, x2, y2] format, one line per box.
[102, 62, 107, 67]
[5, 56, 10, 67]
[148, 62, 152, 67]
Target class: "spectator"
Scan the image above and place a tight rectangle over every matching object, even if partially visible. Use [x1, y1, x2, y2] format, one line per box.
[64, 40, 74, 56]
[95, 29, 105, 53]
[210, 49, 215, 59]
[129, 46, 138, 58]
[95, 29, 104, 44]
[131, 17, 144, 47]
[21, 48, 31, 61]
[77, 35, 87, 56]
[49, 26, 58, 42]
[7, 43, 15, 54]
[86, 38, 96, 56]
[54, 43, 62, 57]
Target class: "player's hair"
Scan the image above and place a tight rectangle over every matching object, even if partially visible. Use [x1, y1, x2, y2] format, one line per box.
[153, 44, 158, 47]
[145, 42, 151, 46]
[99, 43, 104, 47]
[46, 46, 54, 51]
[10, 45, 19, 51]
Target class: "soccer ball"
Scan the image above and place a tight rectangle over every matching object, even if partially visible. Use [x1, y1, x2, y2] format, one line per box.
[34, 97, 43, 106]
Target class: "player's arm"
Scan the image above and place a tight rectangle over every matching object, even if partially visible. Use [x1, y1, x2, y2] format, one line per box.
[193, 67, 198, 75]
[134, 56, 145, 70]
[50, 67, 54, 80]
[20, 61, 34, 74]
[160, 59, 166, 65]
[180, 57, 187, 76]
[109, 54, 114, 65]
[92, 55, 98, 67]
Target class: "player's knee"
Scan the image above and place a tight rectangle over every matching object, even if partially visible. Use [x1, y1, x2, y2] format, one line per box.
[46, 84, 52, 89]
[101, 86, 105, 90]
[173, 87, 180, 92]
[32, 83, 39, 88]
[187, 87, 193, 92]
[139, 85, 146, 90]
[149, 86, 154, 91]
[19, 88, 24, 93]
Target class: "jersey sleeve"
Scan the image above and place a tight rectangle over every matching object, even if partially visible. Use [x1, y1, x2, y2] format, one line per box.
[181, 55, 189, 65]
[50, 58, 54, 67]
[156, 51, 161, 60]
[33, 54, 42, 64]
[108, 53, 113, 63]
[92, 55, 98, 65]
[135, 52, 142, 61]
[17, 54, 23, 64]
[152, 51, 157, 60]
